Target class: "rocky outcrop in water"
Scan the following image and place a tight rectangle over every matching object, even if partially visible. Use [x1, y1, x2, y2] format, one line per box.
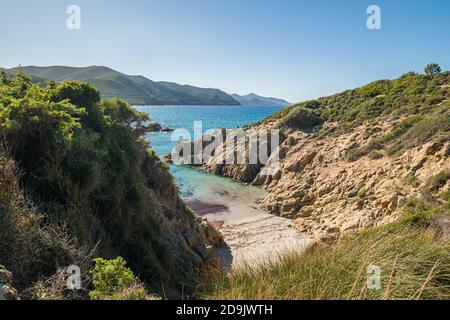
[172, 129, 284, 183]
[146, 122, 174, 132]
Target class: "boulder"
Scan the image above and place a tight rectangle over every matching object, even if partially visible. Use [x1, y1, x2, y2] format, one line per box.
[0, 266, 19, 300]
[147, 122, 163, 132]
[162, 153, 173, 164]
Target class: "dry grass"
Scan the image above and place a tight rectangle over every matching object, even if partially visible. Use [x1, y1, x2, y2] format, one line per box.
[199, 209, 450, 300]
[0, 148, 90, 299]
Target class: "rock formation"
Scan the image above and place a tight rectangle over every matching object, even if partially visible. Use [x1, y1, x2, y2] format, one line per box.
[175, 70, 450, 242]
[0, 266, 20, 300]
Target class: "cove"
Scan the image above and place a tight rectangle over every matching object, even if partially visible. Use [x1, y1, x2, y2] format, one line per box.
[137, 105, 310, 268]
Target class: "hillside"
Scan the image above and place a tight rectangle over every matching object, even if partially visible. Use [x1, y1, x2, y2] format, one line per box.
[191, 68, 450, 300]
[0, 73, 225, 299]
[231, 93, 290, 107]
[200, 70, 449, 237]
[3, 66, 240, 106]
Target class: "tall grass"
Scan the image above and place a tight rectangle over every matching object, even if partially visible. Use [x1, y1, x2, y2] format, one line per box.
[200, 209, 450, 300]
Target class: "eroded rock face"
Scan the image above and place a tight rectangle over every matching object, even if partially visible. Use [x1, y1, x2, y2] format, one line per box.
[195, 119, 449, 241]
[153, 196, 226, 278]
[139, 154, 227, 289]
[262, 122, 449, 240]
[0, 266, 20, 300]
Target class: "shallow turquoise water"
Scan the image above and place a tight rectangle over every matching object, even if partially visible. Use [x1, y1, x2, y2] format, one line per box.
[135, 105, 282, 200]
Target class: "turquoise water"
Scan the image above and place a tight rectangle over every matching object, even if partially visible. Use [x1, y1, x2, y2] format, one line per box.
[135, 105, 282, 200]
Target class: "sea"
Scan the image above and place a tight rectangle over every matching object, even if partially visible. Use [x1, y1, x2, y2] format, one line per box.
[135, 105, 282, 204]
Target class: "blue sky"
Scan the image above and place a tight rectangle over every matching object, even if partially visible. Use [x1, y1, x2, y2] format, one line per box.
[0, 0, 449, 102]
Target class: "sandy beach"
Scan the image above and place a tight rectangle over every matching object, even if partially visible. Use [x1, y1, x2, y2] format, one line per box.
[185, 185, 311, 270]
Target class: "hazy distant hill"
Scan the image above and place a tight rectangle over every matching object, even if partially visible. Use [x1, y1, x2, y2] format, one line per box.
[231, 93, 290, 107]
[3, 66, 239, 106]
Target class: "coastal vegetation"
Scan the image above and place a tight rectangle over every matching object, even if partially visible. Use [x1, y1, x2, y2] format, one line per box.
[257, 67, 449, 164]
[0, 71, 221, 299]
[89, 257, 158, 300]
[201, 192, 450, 300]
[262, 67, 449, 134]
[1, 65, 448, 300]
[200, 65, 449, 300]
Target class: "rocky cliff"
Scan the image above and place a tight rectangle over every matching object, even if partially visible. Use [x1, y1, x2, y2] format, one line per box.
[253, 119, 449, 241]
[185, 71, 450, 241]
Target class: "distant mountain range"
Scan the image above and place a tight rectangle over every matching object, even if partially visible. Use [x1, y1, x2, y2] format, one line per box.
[2, 66, 239, 106]
[2, 65, 289, 107]
[231, 93, 290, 107]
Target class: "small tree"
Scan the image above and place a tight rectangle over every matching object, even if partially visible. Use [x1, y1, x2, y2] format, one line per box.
[424, 63, 441, 75]
[89, 257, 155, 300]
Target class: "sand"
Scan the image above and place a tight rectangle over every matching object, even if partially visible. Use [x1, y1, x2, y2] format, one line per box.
[185, 187, 311, 270]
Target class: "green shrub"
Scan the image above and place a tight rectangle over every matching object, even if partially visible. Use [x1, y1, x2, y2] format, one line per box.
[262, 70, 449, 133]
[404, 173, 420, 187]
[367, 150, 383, 160]
[278, 107, 323, 130]
[346, 140, 382, 161]
[425, 169, 450, 193]
[440, 191, 450, 204]
[357, 80, 391, 98]
[346, 103, 449, 160]
[102, 98, 149, 129]
[303, 100, 322, 109]
[89, 257, 151, 300]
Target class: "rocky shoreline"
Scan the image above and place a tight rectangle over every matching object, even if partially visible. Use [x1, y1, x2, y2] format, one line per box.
[182, 181, 310, 270]
[173, 118, 449, 242]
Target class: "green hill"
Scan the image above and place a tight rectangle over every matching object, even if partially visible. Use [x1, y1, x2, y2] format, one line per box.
[201, 68, 450, 300]
[0, 73, 224, 299]
[231, 93, 290, 107]
[3, 66, 239, 106]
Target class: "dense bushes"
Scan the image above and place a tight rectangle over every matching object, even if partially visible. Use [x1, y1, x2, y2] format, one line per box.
[264, 70, 449, 132]
[277, 107, 323, 131]
[0, 73, 199, 297]
[0, 149, 89, 298]
[346, 103, 450, 161]
[259, 68, 449, 163]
